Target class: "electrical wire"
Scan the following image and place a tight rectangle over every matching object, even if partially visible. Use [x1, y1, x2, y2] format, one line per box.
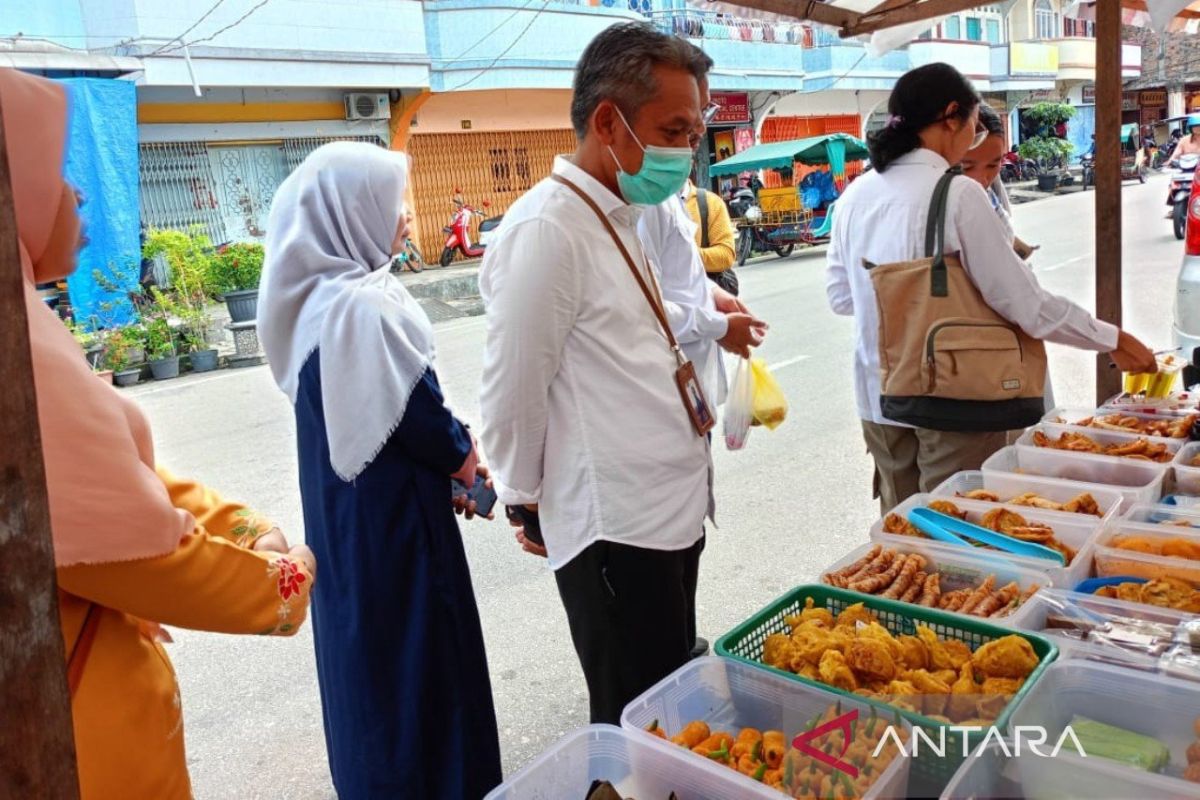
[153, 0, 273, 55]
[149, 0, 232, 55]
[447, 0, 552, 92]
[441, 0, 540, 66]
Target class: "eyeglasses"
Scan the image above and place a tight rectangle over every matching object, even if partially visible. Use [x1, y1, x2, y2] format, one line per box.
[971, 122, 989, 150]
[702, 101, 722, 126]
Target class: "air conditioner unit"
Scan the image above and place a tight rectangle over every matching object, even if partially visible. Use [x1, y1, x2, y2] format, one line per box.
[344, 93, 390, 121]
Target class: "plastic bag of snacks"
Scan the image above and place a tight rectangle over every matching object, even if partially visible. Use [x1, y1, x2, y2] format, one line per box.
[724, 357, 754, 450]
[749, 358, 788, 430]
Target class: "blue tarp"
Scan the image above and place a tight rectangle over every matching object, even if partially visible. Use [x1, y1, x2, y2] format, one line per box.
[59, 78, 139, 329]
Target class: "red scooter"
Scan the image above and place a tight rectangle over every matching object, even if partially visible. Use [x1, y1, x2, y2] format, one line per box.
[440, 190, 501, 267]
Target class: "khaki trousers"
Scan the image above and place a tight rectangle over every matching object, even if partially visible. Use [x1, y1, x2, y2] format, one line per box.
[861, 421, 1006, 515]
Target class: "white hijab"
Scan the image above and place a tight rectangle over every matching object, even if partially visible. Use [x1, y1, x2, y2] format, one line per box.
[258, 142, 436, 482]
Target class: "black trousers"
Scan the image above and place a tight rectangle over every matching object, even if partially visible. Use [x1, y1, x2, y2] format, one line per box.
[555, 535, 705, 724]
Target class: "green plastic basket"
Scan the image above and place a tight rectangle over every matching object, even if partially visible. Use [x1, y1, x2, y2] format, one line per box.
[715, 584, 1058, 793]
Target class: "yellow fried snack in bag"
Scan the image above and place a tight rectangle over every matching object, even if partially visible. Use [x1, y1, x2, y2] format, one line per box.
[749, 357, 788, 430]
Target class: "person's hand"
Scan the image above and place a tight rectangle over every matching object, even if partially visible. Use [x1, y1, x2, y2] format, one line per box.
[252, 527, 289, 554]
[718, 313, 768, 358]
[453, 463, 495, 521]
[287, 543, 317, 578]
[712, 285, 749, 315]
[508, 505, 547, 558]
[1110, 330, 1158, 374]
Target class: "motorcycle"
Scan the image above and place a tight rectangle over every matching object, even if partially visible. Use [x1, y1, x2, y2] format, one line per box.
[1000, 151, 1038, 183]
[1169, 155, 1199, 240]
[441, 190, 502, 267]
[1080, 154, 1096, 190]
[728, 186, 758, 219]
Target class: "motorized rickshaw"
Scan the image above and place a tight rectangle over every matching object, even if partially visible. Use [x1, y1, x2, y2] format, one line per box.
[710, 133, 869, 266]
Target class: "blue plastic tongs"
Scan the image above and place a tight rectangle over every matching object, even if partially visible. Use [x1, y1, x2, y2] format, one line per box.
[907, 508, 1067, 565]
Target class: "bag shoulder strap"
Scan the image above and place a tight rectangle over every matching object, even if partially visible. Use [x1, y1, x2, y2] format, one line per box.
[67, 602, 100, 697]
[550, 174, 683, 358]
[925, 168, 961, 298]
[696, 187, 710, 249]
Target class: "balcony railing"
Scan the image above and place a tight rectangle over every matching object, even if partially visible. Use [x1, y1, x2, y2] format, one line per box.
[644, 8, 813, 46]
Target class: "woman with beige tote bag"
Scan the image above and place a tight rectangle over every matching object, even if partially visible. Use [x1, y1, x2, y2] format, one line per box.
[825, 62, 1157, 515]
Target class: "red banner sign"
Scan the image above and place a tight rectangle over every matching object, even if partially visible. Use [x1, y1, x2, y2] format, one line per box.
[710, 92, 751, 125]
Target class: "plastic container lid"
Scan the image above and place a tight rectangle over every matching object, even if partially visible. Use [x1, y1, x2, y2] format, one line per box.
[620, 656, 913, 800]
[983, 445, 1169, 510]
[484, 724, 770, 800]
[1121, 502, 1200, 528]
[1007, 661, 1200, 798]
[939, 740, 1023, 800]
[1175, 442, 1200, 497]
[869, 493, 1101, 589]
[931, 470, 1125, 524]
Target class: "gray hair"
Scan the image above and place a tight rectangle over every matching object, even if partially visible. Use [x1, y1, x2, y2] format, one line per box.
[571, 22, 711, 140]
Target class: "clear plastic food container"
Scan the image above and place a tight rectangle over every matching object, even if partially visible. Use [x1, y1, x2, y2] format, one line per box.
[1102, 391, 1200, 417]
[1176, 442, 1200, 496]
[1003, 588, 1197, 681]
[620, 657, 913, 800]
[1007, 661, 1200, 798]
[1042, 406, 1194, 442]
[1094, 519, 1200, 587]
[1121, 502, 1200, 529]
[485, 724, 769, 800]
[931, 470, 1124, 523]
[869, 494, 1101, 588]
[939, 740, 1022, 800]
[983, 445, 1169, 509]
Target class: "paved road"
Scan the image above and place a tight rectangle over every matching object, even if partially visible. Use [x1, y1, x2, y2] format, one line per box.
[133, 176, 1183, 798]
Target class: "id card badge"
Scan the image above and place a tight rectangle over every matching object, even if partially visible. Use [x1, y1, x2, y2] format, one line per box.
[675, 358, 715, 437]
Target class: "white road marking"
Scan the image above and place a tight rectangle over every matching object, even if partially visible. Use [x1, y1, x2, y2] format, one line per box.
[1038, 254, 1090, 273]
[767, 354, 811, 371]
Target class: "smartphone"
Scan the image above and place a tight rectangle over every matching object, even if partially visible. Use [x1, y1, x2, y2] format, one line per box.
[505, 504, 543, 547]
[452, 474, 498, 518]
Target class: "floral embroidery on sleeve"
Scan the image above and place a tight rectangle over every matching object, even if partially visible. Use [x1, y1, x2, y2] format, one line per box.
[256, 555, 311, 636]
[231, 508, 272, 547]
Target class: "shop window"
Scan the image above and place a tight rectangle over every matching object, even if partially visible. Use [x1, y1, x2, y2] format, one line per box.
[945, 15, 961, 39]
[986, 18, 1001, 43]
[966, 17, 982, 41]
[1035, 0, 1057, 39]
[489, 148, 512, 193]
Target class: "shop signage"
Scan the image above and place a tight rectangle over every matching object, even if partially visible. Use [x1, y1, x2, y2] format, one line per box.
[710, 92, 751, 125]
[1122, 94, 1139, 112]
[1082, 84, 1096, 104]
[1009, 41, 1059, 76]
[1140, 90, 1167, 107]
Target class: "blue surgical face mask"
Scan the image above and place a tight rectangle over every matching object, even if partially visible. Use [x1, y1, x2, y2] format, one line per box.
[607, 106, 694, 206]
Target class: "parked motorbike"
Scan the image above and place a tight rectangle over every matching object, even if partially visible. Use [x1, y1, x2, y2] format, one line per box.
[1080, 154, 1096, 190]
[1000, 151, 1038, 183]
[441, 190, 502, 266]
[1169, 155, 1199, 240]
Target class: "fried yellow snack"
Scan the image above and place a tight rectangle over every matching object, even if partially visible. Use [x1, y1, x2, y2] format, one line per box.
[763, 633, 795, 671]
[857, 622, 904, 662]
[972, 635, 1038, 680]
[785, 597, 835, 630]
[818, 649, 859, 693]
[790, 626, 838, 668]
[896, 634, 930, 670]
[917, 626, 971, 671]
[846, 637, 897, 682]
[1162, 538, 1200, 561]
[835, 602, 876, 629]
[948, 662, 981, 721]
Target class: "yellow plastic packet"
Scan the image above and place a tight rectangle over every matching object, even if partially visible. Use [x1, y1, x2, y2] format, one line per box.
[749, 358, 788, 430]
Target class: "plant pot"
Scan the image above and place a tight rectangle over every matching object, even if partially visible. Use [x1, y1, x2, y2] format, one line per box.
[114, 369, 141, 387]
[127, 345, 145, 366]
[94, 369, 113, 385]
[149, 356, 180, 381]
[1037, 173, 1059, 192]
[224, 289, 259, 324]
[189, 349, 219, 373]
[85, 343, 104, 369]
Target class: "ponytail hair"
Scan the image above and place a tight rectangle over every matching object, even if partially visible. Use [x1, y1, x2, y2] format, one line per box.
[868, 62, 980, 172]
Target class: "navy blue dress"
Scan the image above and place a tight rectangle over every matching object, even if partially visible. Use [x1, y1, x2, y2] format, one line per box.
[294, 352, 502, 799]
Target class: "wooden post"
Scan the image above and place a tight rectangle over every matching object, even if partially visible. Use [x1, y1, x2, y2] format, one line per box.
[0, 105, 82, 796]
[1095, 0, 1123, 404]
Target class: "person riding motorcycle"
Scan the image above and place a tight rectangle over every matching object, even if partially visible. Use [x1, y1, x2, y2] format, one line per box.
[1168, 115, 1200, 163]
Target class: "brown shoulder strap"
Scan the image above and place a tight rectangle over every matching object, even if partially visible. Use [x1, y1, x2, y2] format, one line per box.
[550, 173, 683, 356]
[67, 603, 100, 697]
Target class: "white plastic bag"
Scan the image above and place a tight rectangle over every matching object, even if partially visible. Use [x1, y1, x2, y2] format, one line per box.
[723, 356, 754, 450]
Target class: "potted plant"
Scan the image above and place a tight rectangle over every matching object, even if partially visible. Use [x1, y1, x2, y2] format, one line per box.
[1018, 102, 1076, 192]
[183, 313, 219, 373]
[144, 228, 223, 372]
[144, 315, 180, 381]
[104, 325, 145, 387]
[209, 241, 264, 323]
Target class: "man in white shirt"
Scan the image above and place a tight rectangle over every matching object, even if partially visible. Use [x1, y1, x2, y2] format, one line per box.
[479, 23, 715, 724]
[636, 62, 767, 661]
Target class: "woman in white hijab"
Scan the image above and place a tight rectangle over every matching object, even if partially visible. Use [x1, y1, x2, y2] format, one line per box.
[258, 142, 502, 799]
